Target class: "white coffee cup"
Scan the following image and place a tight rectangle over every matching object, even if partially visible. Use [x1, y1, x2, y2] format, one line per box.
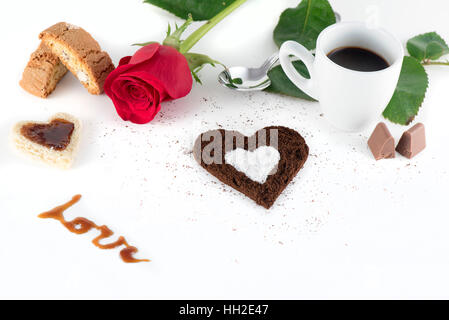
[279, 22, 404, 132]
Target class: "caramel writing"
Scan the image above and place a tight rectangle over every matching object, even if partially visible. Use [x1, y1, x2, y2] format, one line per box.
[38, 195, 150, 263]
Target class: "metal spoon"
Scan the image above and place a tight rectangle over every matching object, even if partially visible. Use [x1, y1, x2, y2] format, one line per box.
[218, 12, 341, 91]
[218, 53, 279, 91]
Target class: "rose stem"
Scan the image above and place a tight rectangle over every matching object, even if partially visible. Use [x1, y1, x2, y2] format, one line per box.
[179, 0, 248, 54]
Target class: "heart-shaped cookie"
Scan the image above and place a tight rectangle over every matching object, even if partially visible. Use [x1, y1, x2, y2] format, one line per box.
[194, 126, 309, 209]
[12, 113, 81, 169]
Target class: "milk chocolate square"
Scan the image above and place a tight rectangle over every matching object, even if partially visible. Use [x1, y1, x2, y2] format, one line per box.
[396, 123, 426, 159]
[368, 122, 395, 160]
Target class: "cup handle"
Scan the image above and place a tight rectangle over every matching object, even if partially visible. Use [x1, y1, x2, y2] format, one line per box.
[279, 41, 318, 100]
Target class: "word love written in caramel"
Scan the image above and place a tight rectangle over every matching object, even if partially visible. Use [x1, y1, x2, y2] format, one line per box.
[38, 195, 150, 263]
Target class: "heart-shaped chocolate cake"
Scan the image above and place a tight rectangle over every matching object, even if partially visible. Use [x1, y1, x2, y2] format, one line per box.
[12, 113, 81, 169]
[194, 126, 309, 209]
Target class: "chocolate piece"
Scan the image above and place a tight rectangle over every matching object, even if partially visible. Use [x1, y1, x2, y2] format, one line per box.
[368, 122, 395, 160]
[396, 123, 426, 159]
[194, 126, 309, 209]
[20, 118, 74, 151]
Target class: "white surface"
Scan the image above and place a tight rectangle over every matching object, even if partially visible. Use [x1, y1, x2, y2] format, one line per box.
[225, 146, 280, 184]
[279, 22, 404, 131]
[0, 0, 449, 299]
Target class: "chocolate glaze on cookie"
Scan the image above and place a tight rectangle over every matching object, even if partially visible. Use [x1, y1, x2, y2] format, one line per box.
[21, 118, 74, 151]
[194, 126, 309, 209]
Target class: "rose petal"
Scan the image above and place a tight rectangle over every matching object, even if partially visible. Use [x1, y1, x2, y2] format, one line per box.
[129, 85, 147, 100]
[109, 76, 161, 124]
[123, 71, 168, 101]
[131, 99, 150, 112]
[119, 76, 156, 107]
[110, 93, 133, 122]
[128, 102, 160, 124]
[129, 43, 161, 65]
[104, 64, 137, 98]
[104, 43, 192, 125]
[129, 88, 161, 124]
[118, 56, 132, 67]
[135, 45, 192, 100]
[123, 80, 149, 101]
[111, 79, 132, 101]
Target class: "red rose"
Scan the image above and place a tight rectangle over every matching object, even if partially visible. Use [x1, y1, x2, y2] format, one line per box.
[104, 43, 193, 124]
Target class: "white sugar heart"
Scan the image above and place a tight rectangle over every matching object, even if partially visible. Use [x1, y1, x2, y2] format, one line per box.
[225, 146, 281, 184]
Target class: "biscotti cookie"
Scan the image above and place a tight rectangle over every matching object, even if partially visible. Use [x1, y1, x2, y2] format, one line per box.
[194, 126, 309, 209]
[40, 22, 115, 95]
[12, 113, 81, 169]
[20, 42, 68, 98]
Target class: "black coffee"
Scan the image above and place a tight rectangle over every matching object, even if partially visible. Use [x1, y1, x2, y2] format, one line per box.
[327, 47, 389, 72]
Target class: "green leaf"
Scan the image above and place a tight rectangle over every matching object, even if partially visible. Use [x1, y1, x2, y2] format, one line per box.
[185, 53, 222, 84]
[383, 56, 429, 125]
[265, 61, 316, 101]
[144, 0, 238, 21]
[273, 0, 336, 50]
[407, 32, 449, 62]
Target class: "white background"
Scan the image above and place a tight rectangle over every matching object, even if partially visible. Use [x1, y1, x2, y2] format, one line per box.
[0, 0, 448, 299]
